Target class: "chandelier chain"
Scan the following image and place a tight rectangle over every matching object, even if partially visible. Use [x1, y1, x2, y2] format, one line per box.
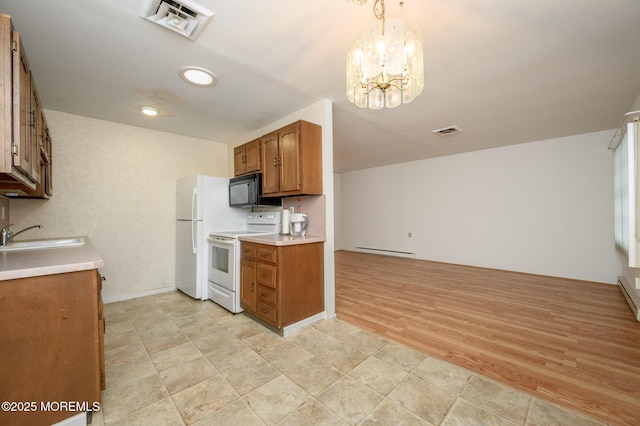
[372, 0, 385, 22]
[351, 0, 385, 21]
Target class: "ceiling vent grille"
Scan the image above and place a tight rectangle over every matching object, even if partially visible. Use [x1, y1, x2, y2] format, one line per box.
[139, 0, 214, 40]
[432, 125, 462, 136]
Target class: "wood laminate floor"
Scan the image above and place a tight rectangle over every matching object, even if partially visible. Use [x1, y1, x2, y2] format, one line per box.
[334, 250, 640, 426]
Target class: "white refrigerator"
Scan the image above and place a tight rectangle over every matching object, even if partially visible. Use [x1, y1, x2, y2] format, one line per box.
[176, 175, 246, 300]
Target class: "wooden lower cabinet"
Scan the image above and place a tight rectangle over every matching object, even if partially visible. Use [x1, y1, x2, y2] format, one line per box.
[240, 241, 324, 329]
[0, 269, 104, 426]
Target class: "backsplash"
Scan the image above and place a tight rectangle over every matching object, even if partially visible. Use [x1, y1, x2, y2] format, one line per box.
[0, 197, 9, 230]
[282, 195, 326, 237]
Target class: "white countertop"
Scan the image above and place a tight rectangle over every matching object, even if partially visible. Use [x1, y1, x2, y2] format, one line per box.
[0, 236, 104, 281]
[238, 233, 325, 246]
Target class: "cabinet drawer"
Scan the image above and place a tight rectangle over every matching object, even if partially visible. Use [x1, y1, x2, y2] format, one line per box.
[257, 302, 277, 324]
[257, 285, 276, 305]
[256, 263, 276, 288]
[241, 244, 256, 258]
[256, 246, 277, 263]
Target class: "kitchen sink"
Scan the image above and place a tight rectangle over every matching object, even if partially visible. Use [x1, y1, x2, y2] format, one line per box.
[0, 237, 85, 252]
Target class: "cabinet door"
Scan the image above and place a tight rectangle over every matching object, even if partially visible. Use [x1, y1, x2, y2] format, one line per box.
[0, 270, 102, 425]
[40, 115, 52, 197]
[240, 258, 257, 313]
[12, 31, 38, 183]
[97, 271, 105, 391]
[278, 123, 301, 193]
[261, 131, 280, 194]
[233, 146, 246, 176]
[244, 139, 261, 173]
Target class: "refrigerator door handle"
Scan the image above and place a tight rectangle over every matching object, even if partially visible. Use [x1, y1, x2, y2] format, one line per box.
[191, 221, 197, 254]
[191, 188, 197, 221]
[191, 188, 198, 254]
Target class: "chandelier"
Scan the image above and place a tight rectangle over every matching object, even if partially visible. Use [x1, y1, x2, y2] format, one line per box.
[347, 0, 424, 109]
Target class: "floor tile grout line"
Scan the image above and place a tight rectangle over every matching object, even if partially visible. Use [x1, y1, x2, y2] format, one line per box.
[156, 298, 257, 426]
[104, 292, 609, 425]
[104, 302, 175, 425]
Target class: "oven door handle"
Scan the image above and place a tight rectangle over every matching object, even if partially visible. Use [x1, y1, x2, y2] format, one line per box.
[208, 238, 236, 246]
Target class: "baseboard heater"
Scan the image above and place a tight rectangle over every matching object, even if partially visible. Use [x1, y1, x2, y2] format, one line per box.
[355, 246, 416, 259]
[618, 276, 640, 322]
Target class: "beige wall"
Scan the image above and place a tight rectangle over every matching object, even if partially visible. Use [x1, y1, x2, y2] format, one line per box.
[10, 110, 231, 301]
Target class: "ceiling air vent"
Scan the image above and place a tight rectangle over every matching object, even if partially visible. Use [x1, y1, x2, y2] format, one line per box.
[432, 125, 462, 136]
[139, 0, 214, 40]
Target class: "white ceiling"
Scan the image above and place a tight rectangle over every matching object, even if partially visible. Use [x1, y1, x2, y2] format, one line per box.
[1, 0, 639, 172]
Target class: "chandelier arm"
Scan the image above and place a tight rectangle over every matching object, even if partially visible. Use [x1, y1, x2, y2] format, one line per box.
[360, 79, 406, 94]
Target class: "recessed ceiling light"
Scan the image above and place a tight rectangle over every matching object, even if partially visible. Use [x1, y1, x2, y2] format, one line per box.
[140, 105, 160, 116]
[179, 66, 217, 87]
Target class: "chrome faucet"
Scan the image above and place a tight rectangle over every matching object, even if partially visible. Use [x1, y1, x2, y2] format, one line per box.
[1, 224, 43, 246]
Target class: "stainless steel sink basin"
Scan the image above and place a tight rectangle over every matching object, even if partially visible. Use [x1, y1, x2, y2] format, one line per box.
[0, 237, 85, 252]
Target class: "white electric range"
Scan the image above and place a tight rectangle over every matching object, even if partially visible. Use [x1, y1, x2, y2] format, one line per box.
[207, 212, 281, 313]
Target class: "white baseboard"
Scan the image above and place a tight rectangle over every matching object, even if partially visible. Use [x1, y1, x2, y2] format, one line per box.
[281, 312, 326, 336]
[354, 246, 416, 259]
[618, 276, 640, 322]
[102, 286, 177, 304]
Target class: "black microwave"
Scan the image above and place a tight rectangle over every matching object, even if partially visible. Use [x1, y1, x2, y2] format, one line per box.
[229, 173, 281, 207]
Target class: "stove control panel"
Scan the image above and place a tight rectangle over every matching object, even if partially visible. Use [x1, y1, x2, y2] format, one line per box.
[246, 212, 281, 225]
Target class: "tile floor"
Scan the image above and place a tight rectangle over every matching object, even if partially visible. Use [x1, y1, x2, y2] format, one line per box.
[90, 291, 604, 425]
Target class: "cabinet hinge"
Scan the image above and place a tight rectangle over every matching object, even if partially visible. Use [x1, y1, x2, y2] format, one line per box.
[11, 144, 18, 155]
[11, 40, 17, 51]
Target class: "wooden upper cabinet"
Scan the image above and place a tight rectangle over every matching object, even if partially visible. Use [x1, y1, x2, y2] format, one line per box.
[261, 120, 322, 197]
[233, 138, 261, 176]
[39, 111, 53, 198]
[261, 130, 279, 194]
[0, 14, 51, 197]
[278, 123, 302, 193]
[14, 38, 37, 183]
[26, 103, 52, 199]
